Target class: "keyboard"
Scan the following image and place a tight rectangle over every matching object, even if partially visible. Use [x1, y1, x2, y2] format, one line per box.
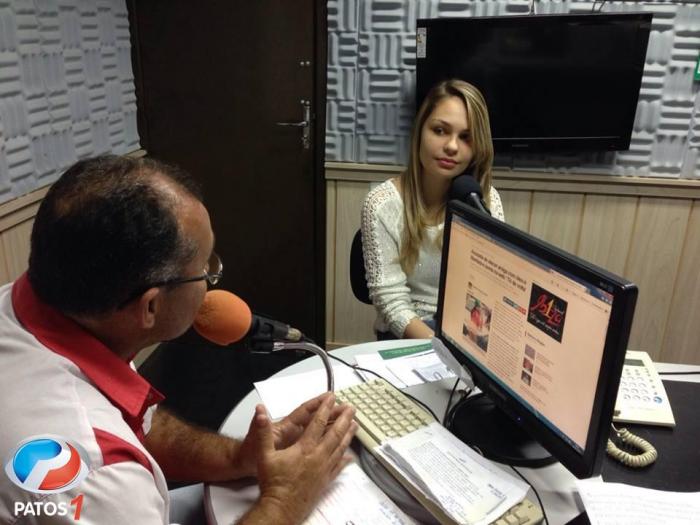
[336, 378, 544, 525]
[335, 377, 435, 448]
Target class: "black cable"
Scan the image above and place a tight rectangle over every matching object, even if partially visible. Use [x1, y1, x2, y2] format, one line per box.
[509, 466, 549, 525]
[443, 378, 461, 425]
[658, 371, 700, 375]
[444, 390, 481, 431]
[330, 352, 551, 522]
[328, 353, 440, 422]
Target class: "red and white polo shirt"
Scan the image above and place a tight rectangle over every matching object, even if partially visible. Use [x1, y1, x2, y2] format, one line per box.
[0, 274, 170, 524]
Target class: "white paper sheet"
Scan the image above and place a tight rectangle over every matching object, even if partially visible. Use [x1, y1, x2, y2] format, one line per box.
[305, 463, 417, 525]
[254, 365, 363, 419]
[355, 346, 455, 388]
[386, 351, 455, 386]
[355, 353, 407, 387]
[577, 477, 700, 525]
[208, 462, 417, 525]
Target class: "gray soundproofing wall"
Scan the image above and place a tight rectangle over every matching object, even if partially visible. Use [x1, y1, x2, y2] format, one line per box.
[0, 0, 139, 205]
[326, 0, 700, 179]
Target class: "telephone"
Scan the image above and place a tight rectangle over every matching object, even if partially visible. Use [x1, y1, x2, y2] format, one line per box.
[613, 350, 676, 428]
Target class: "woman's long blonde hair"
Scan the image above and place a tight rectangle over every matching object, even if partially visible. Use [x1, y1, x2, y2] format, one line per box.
[399, 79, 494, 274]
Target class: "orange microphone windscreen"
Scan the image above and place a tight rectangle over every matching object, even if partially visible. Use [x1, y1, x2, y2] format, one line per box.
[193, 290, 252, 345]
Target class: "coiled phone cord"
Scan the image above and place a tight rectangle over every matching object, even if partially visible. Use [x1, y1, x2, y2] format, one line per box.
[606, 424, 658, 468]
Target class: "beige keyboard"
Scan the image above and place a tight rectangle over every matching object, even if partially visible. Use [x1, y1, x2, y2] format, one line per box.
[336, 378, 544, 525]
[335, 377, 434, 448]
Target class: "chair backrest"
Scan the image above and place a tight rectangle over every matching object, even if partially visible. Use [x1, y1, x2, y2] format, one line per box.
[349, 229, 372, 304]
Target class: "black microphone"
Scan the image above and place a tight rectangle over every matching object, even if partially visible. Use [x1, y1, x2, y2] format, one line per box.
[247, 314, 303, 352]
[449, 174, 491, 216]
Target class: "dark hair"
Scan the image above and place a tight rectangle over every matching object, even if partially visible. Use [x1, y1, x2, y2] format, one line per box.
[28, 155, 203, 315]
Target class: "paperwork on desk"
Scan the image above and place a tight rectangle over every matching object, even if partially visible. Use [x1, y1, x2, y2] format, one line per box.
[380, 422, 528, 525]
[254, 365, 363, 419]
[254, 344, 456, 419]
[305, 463, 417, 525]
[354, 342, 456, 388]
[211, 462, 416, 525]
[576, 477, 700, 525]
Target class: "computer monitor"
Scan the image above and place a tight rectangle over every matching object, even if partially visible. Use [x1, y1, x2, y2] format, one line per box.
[436, 202, 637, 478]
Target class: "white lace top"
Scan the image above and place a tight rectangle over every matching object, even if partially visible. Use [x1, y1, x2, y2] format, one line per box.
[360, 179, 505, 337]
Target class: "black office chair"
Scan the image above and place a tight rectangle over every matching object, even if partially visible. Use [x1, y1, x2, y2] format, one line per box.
[349, 229, 372, 305]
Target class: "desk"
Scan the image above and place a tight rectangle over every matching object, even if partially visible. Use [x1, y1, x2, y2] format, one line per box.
[205, 341, 700, 525]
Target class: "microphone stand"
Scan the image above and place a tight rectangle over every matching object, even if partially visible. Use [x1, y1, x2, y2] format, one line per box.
[270, 341, 335, 391]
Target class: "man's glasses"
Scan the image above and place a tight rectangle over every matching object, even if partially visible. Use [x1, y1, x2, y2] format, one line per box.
[150, 251, 223, 288]
[117, 252, 223, 309]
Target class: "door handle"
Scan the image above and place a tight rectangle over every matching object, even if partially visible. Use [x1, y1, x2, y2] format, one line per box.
[275, 120, 308, 127]
[275, 100, 312, 149]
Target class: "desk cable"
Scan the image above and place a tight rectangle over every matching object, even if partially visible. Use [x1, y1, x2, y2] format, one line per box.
[443, 378, 465, 426]
[440, 379, 550, 525]
[329, 354, 551, 523]
[508, 466, 549, 525]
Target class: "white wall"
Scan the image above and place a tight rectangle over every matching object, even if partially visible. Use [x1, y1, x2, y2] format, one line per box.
[0, 0, 139, 205]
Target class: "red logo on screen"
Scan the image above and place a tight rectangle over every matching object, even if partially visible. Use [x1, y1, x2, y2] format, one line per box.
[527, 284, 567, 342]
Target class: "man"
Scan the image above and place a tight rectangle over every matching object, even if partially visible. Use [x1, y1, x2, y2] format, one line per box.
[0, 156, 356, 524]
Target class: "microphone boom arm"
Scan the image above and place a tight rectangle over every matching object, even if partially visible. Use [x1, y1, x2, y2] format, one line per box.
[272, 341, 335, 391]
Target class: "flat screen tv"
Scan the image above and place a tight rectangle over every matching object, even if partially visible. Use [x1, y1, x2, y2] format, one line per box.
[416, 13, 652, 153]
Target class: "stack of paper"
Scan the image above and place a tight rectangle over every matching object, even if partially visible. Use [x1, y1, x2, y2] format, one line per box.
[380, 423, 528, 525]
[576, 478, 700, 525]
[305, 463, 417, 525]
[210, 462, 417, 525]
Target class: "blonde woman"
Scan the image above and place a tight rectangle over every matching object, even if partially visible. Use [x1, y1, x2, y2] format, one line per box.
[361, 79, 505, 340]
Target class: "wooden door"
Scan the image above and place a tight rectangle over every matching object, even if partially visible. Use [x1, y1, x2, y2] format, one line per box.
[128, 0, 326, 343]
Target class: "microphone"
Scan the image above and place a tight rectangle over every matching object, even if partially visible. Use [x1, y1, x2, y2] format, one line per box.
[192, 290, 334, 391]
[193, 290, 302, 347]
[449, 174, 491, 216]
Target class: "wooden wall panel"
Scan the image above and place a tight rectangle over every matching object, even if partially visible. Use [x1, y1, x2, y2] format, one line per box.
[624, 198, 692, 360]
[498, 189, 531, 232]
[325, 182, 337, 342]
[0, 240, 9, 284]
[577, 195, 638, 276]
[529, 192, 584, 252]
[326, 164, 700, 363]
[332, 181, 376, 345]
[661, 201, 700, 364]
[1, 219, 33, 281]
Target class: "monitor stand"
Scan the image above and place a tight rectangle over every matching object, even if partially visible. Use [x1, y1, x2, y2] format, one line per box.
[449, 393, 556, 468]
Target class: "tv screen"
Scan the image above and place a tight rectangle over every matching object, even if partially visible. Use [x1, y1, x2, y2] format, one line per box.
[436, 201, 638, 478]
[416, 13, 652, 153]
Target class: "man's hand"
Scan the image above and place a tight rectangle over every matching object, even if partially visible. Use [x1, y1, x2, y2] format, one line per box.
[238, 393, 357, 524]
[235, 392, 355, 478]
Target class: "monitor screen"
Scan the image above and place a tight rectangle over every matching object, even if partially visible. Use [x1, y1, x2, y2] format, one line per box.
[436, 202, 637, 478]
[416, 13, 652, 152]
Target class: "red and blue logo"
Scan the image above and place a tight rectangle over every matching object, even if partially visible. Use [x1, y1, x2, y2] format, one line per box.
[4, 435, 90, 494]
